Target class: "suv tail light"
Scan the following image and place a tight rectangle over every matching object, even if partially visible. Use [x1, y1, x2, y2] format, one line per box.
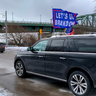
[3, 46, 5, 48]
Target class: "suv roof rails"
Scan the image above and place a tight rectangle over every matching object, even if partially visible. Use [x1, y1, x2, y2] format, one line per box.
[51, 34, 96, 38]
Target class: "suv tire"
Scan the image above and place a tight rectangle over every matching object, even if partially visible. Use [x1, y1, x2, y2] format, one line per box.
[68, 71, 92, 96]
[15, 60, 26, 78]
[1, 51, 4, 53]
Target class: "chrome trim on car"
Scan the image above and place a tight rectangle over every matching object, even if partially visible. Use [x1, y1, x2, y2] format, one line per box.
[60, 57, 66, 60]
[26, 71, 67, 82]
[38, 56, 43, 58]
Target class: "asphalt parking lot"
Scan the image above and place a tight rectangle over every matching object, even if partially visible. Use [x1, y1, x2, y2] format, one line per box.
[0, 51, 96, 96]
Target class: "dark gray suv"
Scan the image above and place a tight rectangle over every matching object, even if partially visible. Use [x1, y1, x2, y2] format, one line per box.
[14, 34, 96, 96]
[0, 43, 5, 53]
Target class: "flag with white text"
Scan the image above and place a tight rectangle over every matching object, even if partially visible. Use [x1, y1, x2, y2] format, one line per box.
[53, 8, 78, 29]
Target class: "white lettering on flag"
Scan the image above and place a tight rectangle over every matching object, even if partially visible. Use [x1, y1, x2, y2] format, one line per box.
[69, 14, 74, 20]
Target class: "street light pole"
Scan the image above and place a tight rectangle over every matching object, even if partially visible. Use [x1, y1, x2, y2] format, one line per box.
[12, 12, 14, 21]
[5, 11, 8, 47]
[40, 14, 41, 23]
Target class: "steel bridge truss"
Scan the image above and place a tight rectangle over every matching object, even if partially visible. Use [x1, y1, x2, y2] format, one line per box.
[76, 13, 96, 28]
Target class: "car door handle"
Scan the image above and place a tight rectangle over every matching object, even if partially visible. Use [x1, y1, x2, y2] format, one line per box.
[60, 57, 66, 60]
[39, 56, 43, 58]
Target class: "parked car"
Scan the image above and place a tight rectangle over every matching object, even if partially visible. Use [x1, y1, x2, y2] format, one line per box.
[0, 43, 5, 53]
[14, 34, 96, 96]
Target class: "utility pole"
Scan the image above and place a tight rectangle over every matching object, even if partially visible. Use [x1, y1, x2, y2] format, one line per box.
[5, 11, 8, 47]
[12, 12, 14, 21]
[53, 29, 55, 35]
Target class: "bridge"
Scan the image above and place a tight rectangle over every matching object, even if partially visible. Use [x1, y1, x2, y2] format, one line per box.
[0, 21, 64, 32]
[75, 13, 96, 31]
[0, 13, 96, 33]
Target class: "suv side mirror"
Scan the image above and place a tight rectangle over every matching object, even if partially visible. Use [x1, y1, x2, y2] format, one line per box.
[31, 47, 39, 53]
[27, 47, 31, 51]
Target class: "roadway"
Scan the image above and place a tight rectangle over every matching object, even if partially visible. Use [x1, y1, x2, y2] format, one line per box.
[0, 51, 96, 96]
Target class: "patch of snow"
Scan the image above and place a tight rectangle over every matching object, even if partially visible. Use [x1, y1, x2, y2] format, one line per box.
[0, 33, 6, 43]
[0, 85, 16, 96]
[5, 47, 28, 52]
[59, 89, 72, 94]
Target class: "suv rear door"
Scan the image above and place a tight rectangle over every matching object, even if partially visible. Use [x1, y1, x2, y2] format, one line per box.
[45, 37, 69, 79]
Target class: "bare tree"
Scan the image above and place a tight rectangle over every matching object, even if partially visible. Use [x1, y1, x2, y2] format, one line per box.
[3, 24, 28, 46]
[23, 33, 38, 46]
[73, 25, 95, 34]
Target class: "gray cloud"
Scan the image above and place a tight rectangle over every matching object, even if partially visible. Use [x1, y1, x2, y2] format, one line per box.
[0, 0, 95, 22]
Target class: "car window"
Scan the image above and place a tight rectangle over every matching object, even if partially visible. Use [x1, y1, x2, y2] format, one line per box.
[74, 39, 96, 53]
[48, 39, 64, 51]
[33, 40, 48, 51]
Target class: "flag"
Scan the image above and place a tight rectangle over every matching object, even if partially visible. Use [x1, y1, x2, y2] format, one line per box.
[53, 8, 78, 29]
[65, 27, 75, 35]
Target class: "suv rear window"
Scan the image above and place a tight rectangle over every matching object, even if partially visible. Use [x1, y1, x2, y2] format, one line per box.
[74, 39, 96, 53]
[48, 39, 64, 51]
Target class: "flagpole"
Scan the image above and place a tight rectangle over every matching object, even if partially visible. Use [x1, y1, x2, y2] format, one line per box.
[64, 28, 66, 35]
[52, 6, 55, 35]
[53, 29, 55, 35]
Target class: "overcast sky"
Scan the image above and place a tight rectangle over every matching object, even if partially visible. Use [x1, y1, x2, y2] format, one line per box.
[0, 0, 95, 22]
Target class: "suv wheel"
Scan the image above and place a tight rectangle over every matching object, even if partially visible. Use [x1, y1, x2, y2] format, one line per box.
[15, 60, 26, 78]
[1, 51, 4, 53]
[68, 71, 92, 96]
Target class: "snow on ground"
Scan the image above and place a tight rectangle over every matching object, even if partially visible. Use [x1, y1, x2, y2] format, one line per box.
[5, 46, 28, 52]
[59, 89, 72, 93]
[0, 33, 5, 43]
[0, 85, 16, 96]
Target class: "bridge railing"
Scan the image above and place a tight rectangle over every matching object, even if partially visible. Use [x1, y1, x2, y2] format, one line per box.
[0, 20, 53, 25]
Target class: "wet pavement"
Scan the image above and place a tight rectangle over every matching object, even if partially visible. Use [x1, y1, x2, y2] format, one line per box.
[0, 51, 96, 96]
